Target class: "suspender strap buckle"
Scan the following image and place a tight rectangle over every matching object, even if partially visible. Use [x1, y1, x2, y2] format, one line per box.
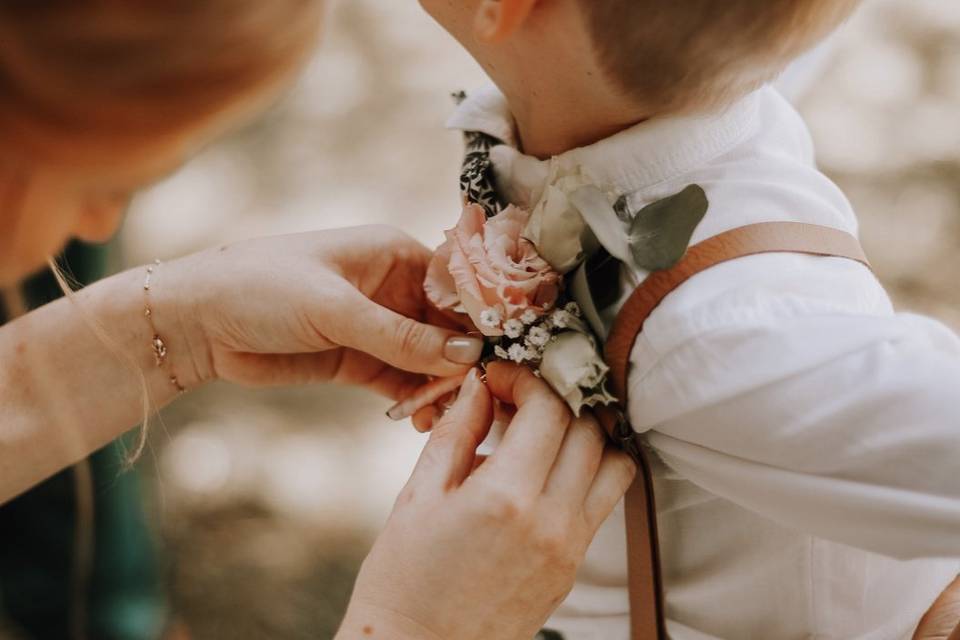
[597, 405, 643, 464]
[616, 416, 643, 464]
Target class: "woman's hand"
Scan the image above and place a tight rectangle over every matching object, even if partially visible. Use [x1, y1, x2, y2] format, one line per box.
[0, 225, 482, 503]
[164, 226, 483, 399]
[337, 363, 637, 640]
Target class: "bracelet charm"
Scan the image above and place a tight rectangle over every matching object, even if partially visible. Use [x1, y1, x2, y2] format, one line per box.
[143, 260, 185, 394]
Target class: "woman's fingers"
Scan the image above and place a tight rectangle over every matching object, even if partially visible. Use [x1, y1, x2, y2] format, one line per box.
[482, 361, 573, 494]
[408, 369, 493, 492]
[543, 413, 607, 506]
[362, 363, 430, 401]
[411, 405, 440, 433]
[484, 361, 636, 528]
[320, 283, 484, 378]
[386, 375, 465, 421]
[913, 574, 960, 640]
[583, 447, 637, 532]
[207, 349, 426, 399]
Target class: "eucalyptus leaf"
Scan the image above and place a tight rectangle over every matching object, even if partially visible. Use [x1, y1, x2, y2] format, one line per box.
[628, 185, 708, 271]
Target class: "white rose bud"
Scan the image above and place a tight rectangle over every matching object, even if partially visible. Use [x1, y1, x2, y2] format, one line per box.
[539, 331, 615, 415]
[522, 164, 599, 274]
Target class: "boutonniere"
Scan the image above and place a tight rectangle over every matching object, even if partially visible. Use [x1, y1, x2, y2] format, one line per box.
[424, 202, 615, 416]
[412, 162, 708, 419]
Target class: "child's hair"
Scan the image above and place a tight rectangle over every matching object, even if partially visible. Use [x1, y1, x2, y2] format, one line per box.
[578, 0, 862, 115]
[0, 0, 324, 160]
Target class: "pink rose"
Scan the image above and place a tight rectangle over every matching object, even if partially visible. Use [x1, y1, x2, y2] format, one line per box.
[425, 203, 561, 336]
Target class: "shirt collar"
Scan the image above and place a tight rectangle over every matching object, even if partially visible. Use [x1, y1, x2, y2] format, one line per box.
[445, 84, 519, 148]
[446, 84, 763, 198]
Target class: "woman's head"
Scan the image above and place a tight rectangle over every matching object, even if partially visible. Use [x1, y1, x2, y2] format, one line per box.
[0, 0, 323, 285]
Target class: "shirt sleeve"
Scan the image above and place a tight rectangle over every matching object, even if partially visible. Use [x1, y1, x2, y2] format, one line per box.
[627, 310, 960, 560]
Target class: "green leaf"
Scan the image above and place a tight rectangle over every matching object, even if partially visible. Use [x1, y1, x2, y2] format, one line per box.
[628, 185, 708, 271]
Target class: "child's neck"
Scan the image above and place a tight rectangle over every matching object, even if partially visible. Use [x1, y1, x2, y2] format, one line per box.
[503, 83, 651, 160]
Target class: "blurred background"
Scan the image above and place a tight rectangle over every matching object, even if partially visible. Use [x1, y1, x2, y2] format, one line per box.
[11, 0, 960, 638]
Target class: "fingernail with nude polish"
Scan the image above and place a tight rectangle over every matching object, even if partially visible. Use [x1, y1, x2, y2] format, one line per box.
[387, 375, 469, 422]
[459, 368, 479, 397]
[444, 336, 484, 365]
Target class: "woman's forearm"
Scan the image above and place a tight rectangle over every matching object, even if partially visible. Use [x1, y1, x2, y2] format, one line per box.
[0, 228, 486, 505]
[0, 263, 203, 503]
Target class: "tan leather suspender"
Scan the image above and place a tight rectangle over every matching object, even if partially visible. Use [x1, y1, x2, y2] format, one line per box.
[599, 221, 871, 640]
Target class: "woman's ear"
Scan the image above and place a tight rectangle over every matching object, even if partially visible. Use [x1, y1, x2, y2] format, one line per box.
[474, 0, 540, 42]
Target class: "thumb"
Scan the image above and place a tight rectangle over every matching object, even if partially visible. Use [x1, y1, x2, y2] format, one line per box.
[324, 285, 484, 378]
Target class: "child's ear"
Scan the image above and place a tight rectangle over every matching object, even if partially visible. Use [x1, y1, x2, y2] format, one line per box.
[474, 0, 539, 42]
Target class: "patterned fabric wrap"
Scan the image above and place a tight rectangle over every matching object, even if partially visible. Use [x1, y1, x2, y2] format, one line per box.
[454, 91, 507, 219]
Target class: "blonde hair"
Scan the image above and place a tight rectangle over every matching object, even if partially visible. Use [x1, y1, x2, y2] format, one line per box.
[0, 0, 324, 161]
[579, 0, 862, 115]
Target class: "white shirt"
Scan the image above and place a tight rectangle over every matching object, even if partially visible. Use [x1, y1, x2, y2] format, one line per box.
[448, 85, 960, 640]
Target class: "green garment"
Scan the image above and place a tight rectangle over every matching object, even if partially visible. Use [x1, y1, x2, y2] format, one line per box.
[0, 242, 167, 640]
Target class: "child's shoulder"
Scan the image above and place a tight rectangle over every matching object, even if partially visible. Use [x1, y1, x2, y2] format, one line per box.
[633, 242, 888, 350]
[619, 242, 895, 430]
[616, 86, 879, 352]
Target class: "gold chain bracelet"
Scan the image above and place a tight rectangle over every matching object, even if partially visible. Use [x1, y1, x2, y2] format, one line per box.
[143, 260, 186, 394]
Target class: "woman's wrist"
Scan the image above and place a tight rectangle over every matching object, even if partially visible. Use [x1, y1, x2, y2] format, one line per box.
[76, 262, 210, 393]
[0, 263, 210, 502]
[148, 252, 217, 388]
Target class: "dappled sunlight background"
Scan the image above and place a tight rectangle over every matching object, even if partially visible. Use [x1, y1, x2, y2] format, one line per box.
[114, 1, 960, 637]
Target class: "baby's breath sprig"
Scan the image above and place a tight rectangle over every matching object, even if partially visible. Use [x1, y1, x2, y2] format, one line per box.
[486, 300, 586, 367]
[481, 300, 615, 415]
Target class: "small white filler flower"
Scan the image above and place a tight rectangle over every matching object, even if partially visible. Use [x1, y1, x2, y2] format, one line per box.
[503, 319, 525, 339]
[525, 325, 551, 348]
[520, 309, 540, 325]
[479, 307, 503, 330]
[507, 343, 531, 364]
